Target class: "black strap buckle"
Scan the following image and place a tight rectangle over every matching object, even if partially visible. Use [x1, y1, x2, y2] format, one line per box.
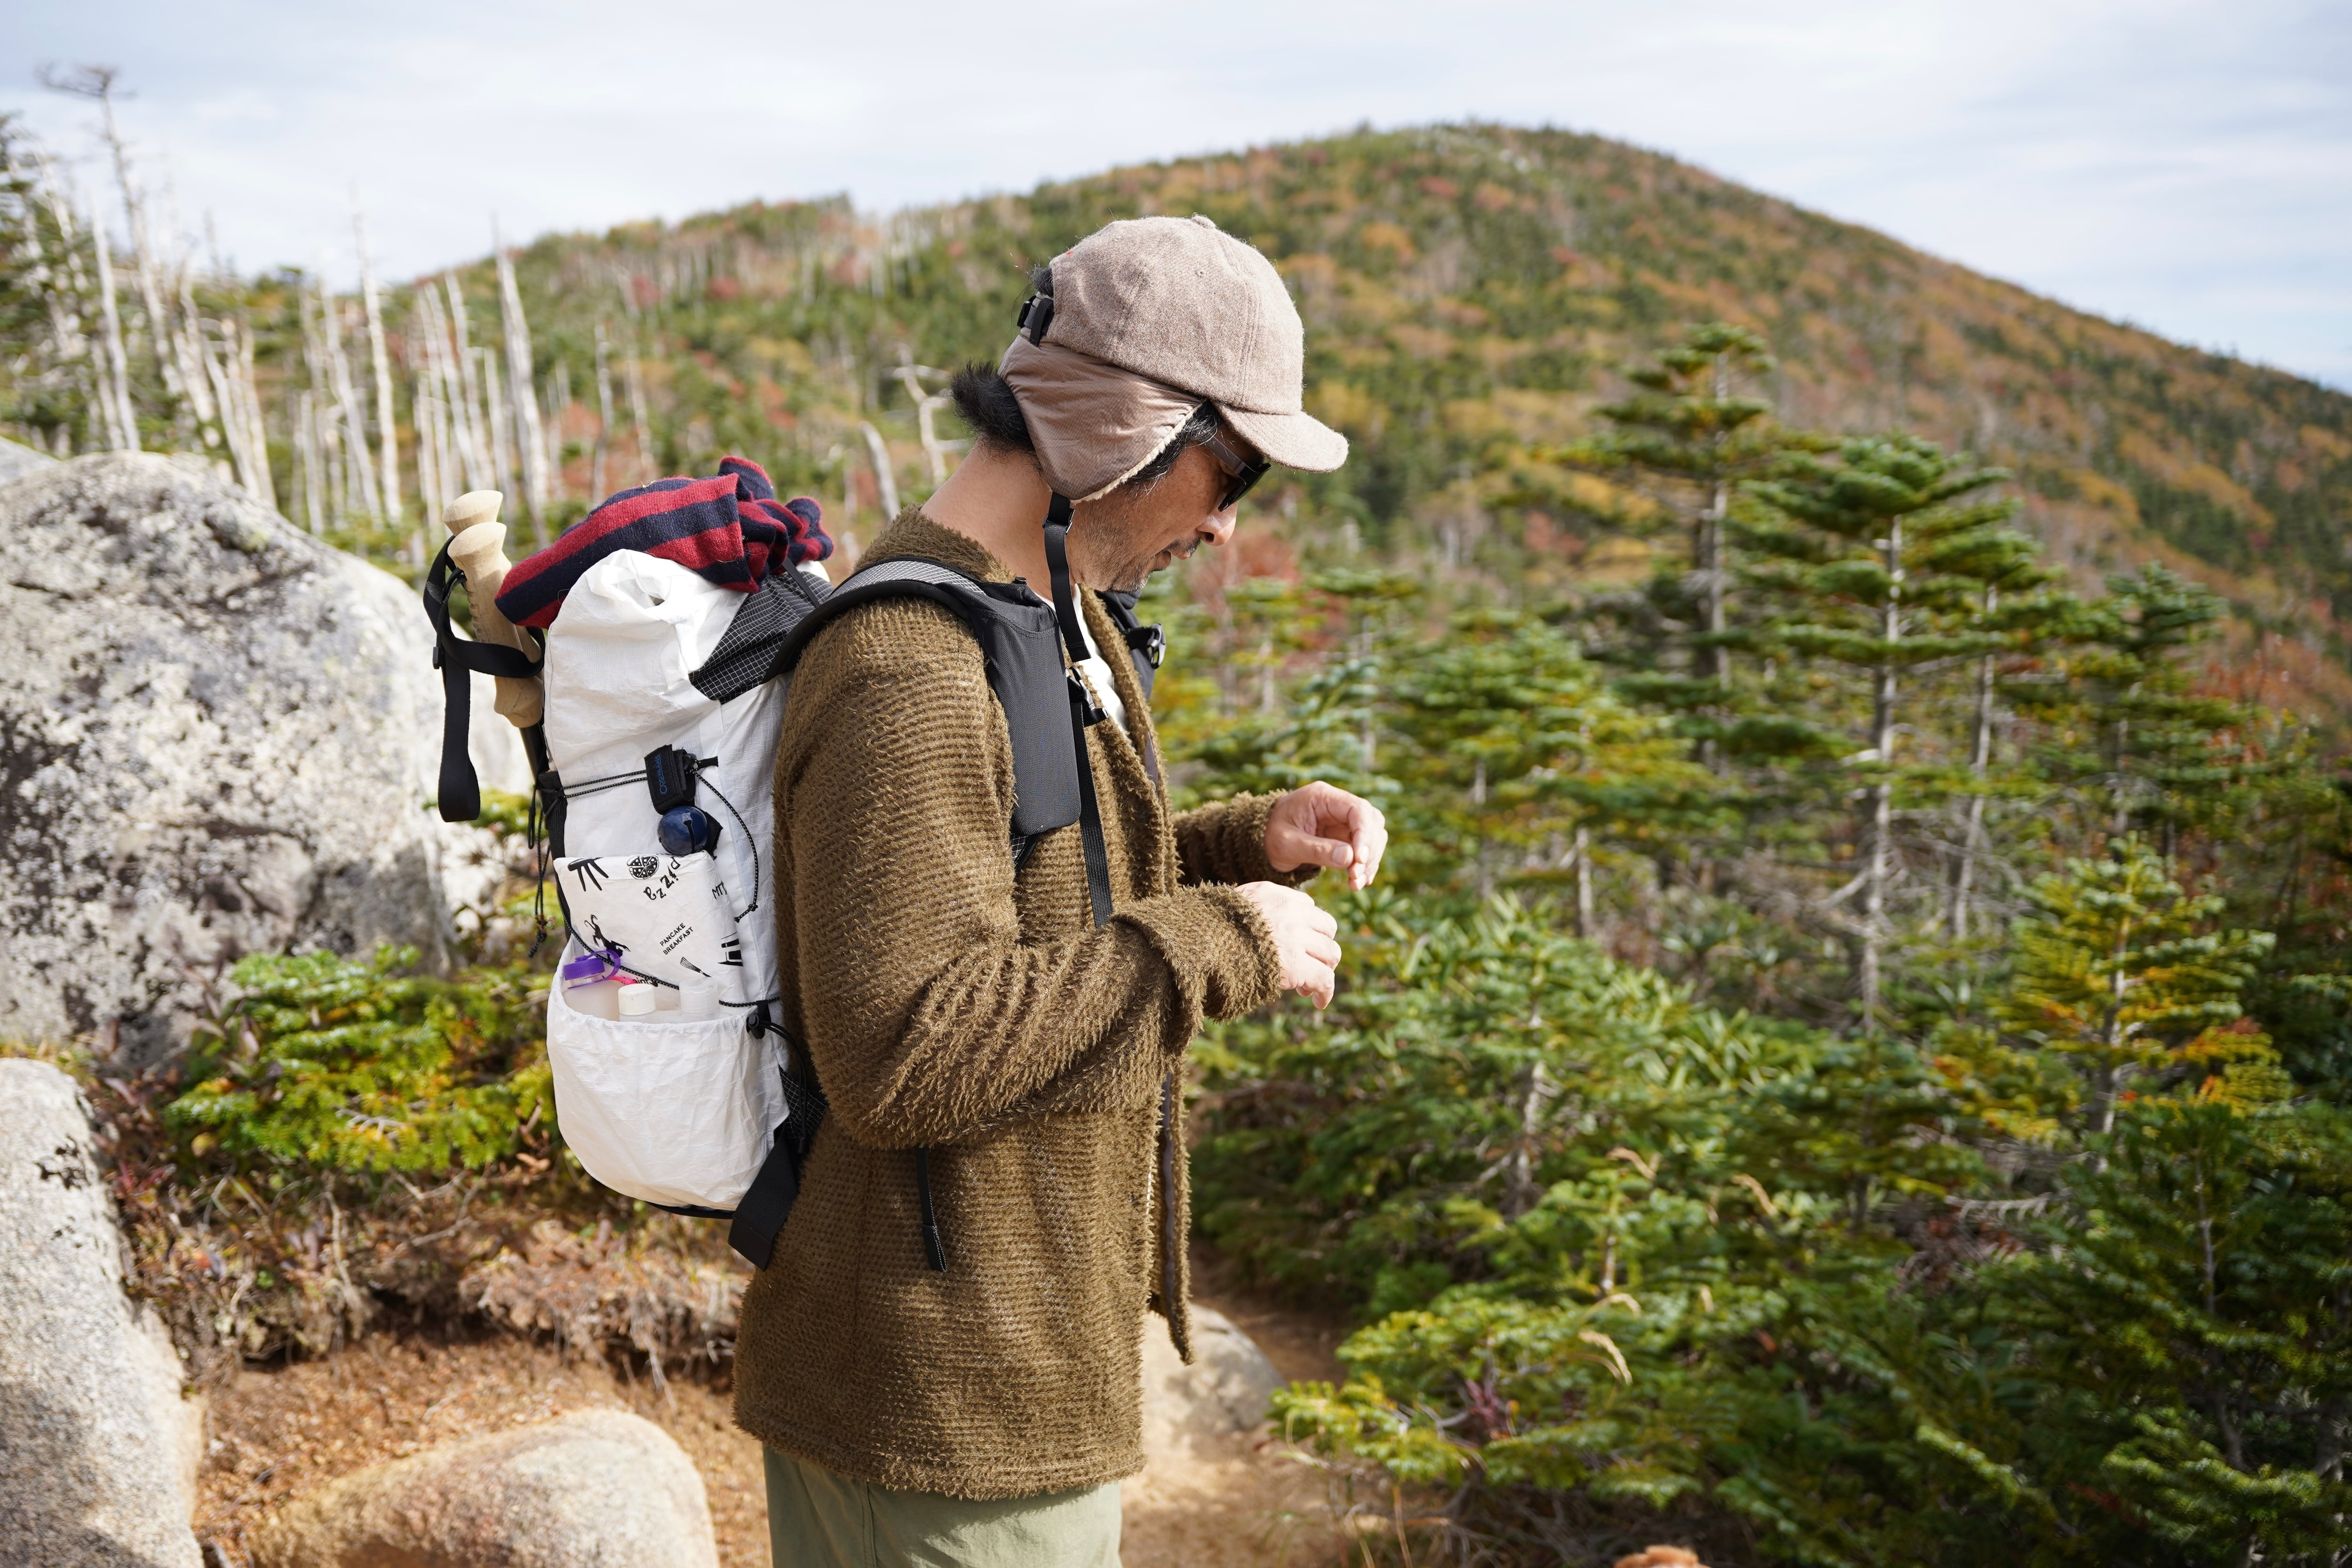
[1017, 263, 1056, 343]
[644, 745, 718, 814]
[1126, 623, 1166, 670]
[1067, 666, 1107, 727]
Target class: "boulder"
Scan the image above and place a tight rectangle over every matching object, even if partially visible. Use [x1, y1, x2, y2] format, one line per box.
[0, 1059, 204, 1568]
[0, 433, 58, 483]
[250, 1407, 719, 1568]
[0, 453, 527, 1062]
[1140, 1305, 1287, 1457]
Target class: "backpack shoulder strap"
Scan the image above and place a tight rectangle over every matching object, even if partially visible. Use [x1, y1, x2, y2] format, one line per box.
[731, 556, 1082, 842]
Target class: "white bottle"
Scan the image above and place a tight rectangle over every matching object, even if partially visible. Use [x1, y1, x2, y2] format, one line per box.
[617, 980, 658, 1019]
[679, 978, 719, 1020]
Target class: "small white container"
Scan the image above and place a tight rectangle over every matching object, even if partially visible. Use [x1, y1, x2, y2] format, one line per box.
[616, 980, 658, 1019]
[680, 978, 719, 1020]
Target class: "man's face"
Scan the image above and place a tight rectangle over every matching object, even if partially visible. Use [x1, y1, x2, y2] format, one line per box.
[1065, 434, 1258, 594]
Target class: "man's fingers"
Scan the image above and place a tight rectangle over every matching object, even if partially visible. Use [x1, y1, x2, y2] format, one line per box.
[1304, 932, 1342, 967]
[1304, 835, 1355, 869]
[1309, 905, 1338, 937]
[1351, 818, 1389, 889]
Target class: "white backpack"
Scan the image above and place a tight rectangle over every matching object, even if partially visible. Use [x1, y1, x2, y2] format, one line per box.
[536, 549, 810, 1215]
[427, 502, 1160, 1269]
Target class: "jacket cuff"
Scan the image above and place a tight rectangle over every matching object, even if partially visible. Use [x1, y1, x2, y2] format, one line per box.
[1120, 886, 1283, 1025]
[1176, 792, 1315, 889]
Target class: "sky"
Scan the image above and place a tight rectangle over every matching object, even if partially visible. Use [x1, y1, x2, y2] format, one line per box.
[5, 0, 2348, 390]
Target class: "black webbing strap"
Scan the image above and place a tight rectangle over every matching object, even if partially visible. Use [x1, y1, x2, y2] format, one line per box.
[896, 497, 1115, 1278]
[423, 540, 543, 823]
[1043, 500, 1116, 928]
[727, 1059, 829, 1268]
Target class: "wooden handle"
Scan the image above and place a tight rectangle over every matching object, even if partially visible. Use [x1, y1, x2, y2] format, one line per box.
[442, 491, 544, 730]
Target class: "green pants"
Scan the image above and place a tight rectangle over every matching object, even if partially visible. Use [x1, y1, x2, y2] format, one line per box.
[764, 1448, 1121, 1568]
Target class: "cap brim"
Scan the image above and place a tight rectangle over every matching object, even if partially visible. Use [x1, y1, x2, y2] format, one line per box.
[1223, 406, 1349, 473]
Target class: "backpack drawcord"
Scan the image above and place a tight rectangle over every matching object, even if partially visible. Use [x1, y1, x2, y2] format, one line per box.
[914, 1148, 948, 1273]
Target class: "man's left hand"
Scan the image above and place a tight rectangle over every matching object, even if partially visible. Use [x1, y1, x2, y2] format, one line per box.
[1265, 781, 1388, 891]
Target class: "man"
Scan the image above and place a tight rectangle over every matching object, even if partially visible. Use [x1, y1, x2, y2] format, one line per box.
[736, 214, 1386, 1566]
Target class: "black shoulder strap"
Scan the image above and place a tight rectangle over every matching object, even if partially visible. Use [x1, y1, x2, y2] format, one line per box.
[1041, 503, 1115, 928]
[423, 540, 544, 824]
[752, 555, 1081, 841]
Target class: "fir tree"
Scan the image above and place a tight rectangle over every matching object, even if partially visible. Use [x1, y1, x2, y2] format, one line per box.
[2039, 564, 2251, 851]
[1571, 323, 1804, 769]
[1385, 608, 1713, 920]
[1744, 434, 2022, 1028]
[2000, 835, 2280, 1133]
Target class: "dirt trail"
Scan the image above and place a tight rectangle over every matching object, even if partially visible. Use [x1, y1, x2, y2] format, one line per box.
[196, 1285, 1350, 1568]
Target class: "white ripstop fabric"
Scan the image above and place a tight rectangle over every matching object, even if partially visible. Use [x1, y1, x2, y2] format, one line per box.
[537, 549, 789, 1210]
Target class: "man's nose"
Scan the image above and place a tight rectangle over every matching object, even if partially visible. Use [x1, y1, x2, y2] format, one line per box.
[1197, 508, 1238, 549]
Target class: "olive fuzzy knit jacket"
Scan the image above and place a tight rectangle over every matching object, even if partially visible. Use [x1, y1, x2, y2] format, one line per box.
[732, 509, 1295, 1501]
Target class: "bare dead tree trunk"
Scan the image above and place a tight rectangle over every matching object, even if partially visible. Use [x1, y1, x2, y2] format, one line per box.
[445, 275, 493, 492]
[293, 389, 323, 533]
[482, 348, 517, 508]
[89, 216, 139, 451]
[199, 314, 271, 502]
[591, 324, 614, 502]
[1858, 521, 1903, 1031]
[17, 151, 100, 451]
[859, 422, 900, 519]
[234, 318, 273, 505]
[78, 70, 183, 422]
[545, 359, 572, 507]
[624, 350, 656, 485]
[171, 270, 221, 445]
[892, 358, 961, 487]
[413, 288, 464, 500]
[355, 207, 401, 524]
[1500, 1061, 1554, 1220]
[494, 227, 550, 540]
[1949, 586, 1998, 940]
[412, 371, 445, 530]
[1574, 825, 1594, 939]
[321, 284, 381, 517]
[297, 287, 344, 531]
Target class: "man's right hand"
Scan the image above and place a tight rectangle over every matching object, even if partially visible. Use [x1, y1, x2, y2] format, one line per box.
[1234, 882, 1341, 1009]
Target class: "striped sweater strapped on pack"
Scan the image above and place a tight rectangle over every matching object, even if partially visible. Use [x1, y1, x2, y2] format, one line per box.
[496, 455, 833, 630]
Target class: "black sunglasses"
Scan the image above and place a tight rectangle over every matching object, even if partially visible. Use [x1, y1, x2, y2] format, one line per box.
[1201, 428, 1271, 514]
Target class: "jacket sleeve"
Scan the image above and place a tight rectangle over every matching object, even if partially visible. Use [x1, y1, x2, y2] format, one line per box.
[779, 599, 1280, 1151]
[1172, 793, 1313, 888]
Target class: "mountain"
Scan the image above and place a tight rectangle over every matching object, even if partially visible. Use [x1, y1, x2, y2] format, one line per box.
[484, 123, 2350, 714]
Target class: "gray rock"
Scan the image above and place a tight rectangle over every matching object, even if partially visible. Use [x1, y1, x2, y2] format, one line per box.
[249, 1407, 718, 1568]
[0, 454, 527, 1061]
[1140, 1305, 1287, 1457]
[0, 1059, 204, 1568]
[0, 434, 60, 485]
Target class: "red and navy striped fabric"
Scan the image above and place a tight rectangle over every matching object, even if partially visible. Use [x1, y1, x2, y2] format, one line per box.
[495, 456, 832, 630]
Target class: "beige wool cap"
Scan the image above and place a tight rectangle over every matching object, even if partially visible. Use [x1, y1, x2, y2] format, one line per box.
[1000, 215, 1347, 498]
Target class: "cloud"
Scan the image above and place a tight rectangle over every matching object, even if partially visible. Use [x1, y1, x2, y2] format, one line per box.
[4, 0, 2345, 385]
